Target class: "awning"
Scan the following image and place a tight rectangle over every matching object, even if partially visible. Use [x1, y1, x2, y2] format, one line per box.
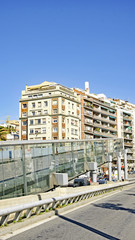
[101, 106, 109, 110]
[109, 116, 116, 119]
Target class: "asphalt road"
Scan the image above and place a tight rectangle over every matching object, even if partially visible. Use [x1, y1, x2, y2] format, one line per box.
[8, 186, 135, 240]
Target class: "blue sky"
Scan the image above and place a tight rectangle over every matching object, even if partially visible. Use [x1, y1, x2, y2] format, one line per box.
[0, 0, 135, 122]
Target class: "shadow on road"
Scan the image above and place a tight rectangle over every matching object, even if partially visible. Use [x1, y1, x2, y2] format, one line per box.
[55, 210, 120, 240]
[126, 193, 135, 196]
[93, 202, 135, 214]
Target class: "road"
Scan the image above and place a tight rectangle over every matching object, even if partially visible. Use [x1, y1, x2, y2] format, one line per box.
[7, 186, 135, 240]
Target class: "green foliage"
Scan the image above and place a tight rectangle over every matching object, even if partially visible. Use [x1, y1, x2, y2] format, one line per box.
[0, 126, 9, 141]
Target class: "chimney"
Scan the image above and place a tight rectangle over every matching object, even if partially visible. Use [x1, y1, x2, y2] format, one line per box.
[85, 81, 89, 93]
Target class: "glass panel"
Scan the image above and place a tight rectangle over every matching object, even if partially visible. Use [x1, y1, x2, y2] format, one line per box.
[0, 138, 124, 199]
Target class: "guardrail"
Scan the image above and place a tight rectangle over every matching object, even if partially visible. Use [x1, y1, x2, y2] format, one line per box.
[0, 180, 135, 226]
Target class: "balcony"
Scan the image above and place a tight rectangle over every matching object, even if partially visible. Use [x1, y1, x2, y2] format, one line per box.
[124, 142, 133, 147]
[93, 130, 116, 138]
[84, 103, 93, 110]
[123, 116, 132, 121]
[84, 112, 93, 118]
[93, 122, 117, 132]
[93, 115, 117, 125]
[93, 107, 116, 117]
[84, 129, 93, 134]
[124, 129, 132, 133]
[85, 120, 93, 126]
[124, 136, 133, 141]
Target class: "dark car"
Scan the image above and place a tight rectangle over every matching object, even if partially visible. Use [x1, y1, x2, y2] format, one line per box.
[73, 177, 90, 187]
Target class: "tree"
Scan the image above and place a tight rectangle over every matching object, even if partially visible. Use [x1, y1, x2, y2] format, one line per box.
[0, 126, 9, 141]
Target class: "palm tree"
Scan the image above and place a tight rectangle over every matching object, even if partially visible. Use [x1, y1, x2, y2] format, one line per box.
[0, 126, 9, 141]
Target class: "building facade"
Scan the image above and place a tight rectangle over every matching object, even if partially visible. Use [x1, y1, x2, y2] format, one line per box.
[109, 98, 135, 171]
[73, 88, 117, 140]
[19, 81, 81, 140]
[19, 80, 135, 171]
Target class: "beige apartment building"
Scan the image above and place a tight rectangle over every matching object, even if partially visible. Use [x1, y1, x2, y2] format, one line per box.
[74, 84, 117, 140]
[19, 80, 135, 171]
[19, 81, 81, 140]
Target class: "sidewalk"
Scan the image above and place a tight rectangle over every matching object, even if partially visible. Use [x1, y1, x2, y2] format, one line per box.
[0, 180, 130, 210]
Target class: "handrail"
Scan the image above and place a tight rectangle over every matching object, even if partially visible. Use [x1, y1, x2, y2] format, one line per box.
[0, 180, 135, 226]
[0, 137, 123, 147]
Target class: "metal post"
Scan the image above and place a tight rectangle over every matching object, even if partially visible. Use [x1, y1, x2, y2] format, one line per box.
[108, 154, 112, 181]
[52, 143, 56, 172]
[84, 141, 87, 172]
[124, 149, 128, 180]
[71, 142, 76, 174]
[21, 145, 27, 195]
[117, 152, 121, 181]
[92, 170, 97, 183]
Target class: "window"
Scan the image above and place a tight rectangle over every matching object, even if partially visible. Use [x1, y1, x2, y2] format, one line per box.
[22, 112, 27, 117]
[44, 101, 48, 107]
[44, 110, 48, 114]
[33, 95, 37, 98]
[35, 119, 41, 124]
[71, 120, 74, 125]
[42, 118, 46, 124]
[53, 100, 57, 105]
[62, 118, 65, 123]
[22, 121, 27, 126]
[32, 103, 35, 108]
[75, 129, 77, 135]
[53, 119, 57, 123]
[22, 130, 26, 135]
[72, 104, 74, 109]
[38, 94, 43, 98]
[32, 111, 35, 116]
[35, 128, 41, 133]
[38, 102, 41, 107]
[53, 109, 57, 114]
[22, 104, 27, 109]
[62, 100, 65, 105]
[62, 128, 65, 132]
[38, 111, 41, 115]
[42, 128, 46, 133]
[71, 128, 74, 134]
[68, 111, 70, 115]
[53, 127, 58, 132]
[30, 120, 33, 125]
[38, 119, 41, 124]
[30, 129, 34, 134]
[28, 95, 32, 98]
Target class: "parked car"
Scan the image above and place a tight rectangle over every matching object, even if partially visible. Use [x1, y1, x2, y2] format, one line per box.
[73, 177, 91, 187]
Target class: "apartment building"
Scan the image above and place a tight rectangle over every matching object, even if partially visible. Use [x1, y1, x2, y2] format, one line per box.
[74, 84, 117, 140]
[110, 98, 135, 170]
[19, 81, 81, 140]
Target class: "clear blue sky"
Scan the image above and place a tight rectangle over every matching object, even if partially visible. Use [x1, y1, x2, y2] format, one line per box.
[0, 0, 135, 122]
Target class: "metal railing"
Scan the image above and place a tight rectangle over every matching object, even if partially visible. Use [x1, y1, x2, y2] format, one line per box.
[0, 180, 135, 226]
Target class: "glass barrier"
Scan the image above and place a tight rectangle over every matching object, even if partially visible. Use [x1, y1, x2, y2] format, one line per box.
[0, 138, 124, 199]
